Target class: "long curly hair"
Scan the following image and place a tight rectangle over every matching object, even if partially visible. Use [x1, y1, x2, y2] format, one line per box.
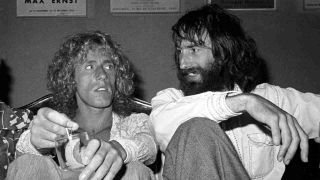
[172, 4, 268, 93]
[47, 31, 134, 118]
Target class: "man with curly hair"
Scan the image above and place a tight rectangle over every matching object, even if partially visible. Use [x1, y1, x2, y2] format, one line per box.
[7, 31, 157, 180]
[150, 4, 320, 180]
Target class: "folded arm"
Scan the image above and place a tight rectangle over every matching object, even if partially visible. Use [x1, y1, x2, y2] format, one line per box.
[150, 87, 311, 164]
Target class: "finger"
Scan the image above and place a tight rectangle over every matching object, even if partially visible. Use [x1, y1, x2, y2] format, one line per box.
[103, 158, 123, 180]
[260, 105, 284, 146]
[35, 117, 68, 136]
[31, 127, 58, 148]
[91, 153, 114, 180]
[34, 137, 56, 148]
[294, 121, 309, 162]
[283, 116, 300, 164]
[276, 114, 292, 162]
[81, 139, 101, 165]
[93, 147, 122, 180]
[79, 140, 106, 180]
[38, 108, 79, 130]
[267, 116, 281, 146]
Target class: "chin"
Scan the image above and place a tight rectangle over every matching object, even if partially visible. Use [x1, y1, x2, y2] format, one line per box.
[91, 98, 112, 108]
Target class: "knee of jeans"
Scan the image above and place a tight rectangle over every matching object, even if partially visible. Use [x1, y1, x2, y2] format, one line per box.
[11, 154, 57, 170]
[12, 154, 38, 166]
[117, 161, 154, 180]
[17, 154, 50, 163]
[178, 117, 220, 132]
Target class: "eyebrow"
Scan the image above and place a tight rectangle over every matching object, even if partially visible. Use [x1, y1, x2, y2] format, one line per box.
[177, 45, 211, 49]
[84, 59, 114, 64]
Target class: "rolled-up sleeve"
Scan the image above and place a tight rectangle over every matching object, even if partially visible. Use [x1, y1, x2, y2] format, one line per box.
[150, 88, 241, 152]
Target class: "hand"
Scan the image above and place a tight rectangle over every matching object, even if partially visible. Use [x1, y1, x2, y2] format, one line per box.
[79, 139, 124, 180]
[226, 93, 309, 165]
[30, 107, 79, 149]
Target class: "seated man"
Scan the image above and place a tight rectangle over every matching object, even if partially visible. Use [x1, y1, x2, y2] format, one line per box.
[150, 4, 320, 180]
[7, 31, 158, 180]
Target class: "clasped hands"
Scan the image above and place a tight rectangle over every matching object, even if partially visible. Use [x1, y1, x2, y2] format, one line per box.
[30, 107, 124, 180]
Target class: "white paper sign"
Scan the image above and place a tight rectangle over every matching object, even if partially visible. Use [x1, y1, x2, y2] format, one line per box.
[17, 0, 86, 17]
[208, 0, 276, 10]
[110, 0, 180, 13]
[304, 0, 320, 9]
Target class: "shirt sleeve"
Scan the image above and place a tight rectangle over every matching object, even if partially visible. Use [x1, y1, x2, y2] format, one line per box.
[110, 113, 157, 165]
[253, 83, 320, 139]
[150, 88, 241, 152]
[15, 129, 42, 156]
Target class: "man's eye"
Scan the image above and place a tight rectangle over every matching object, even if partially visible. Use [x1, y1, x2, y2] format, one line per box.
[104, 64, 114, 70]
[191, 47, 200, 53]
[85, 65, 93, 70]
[176, 48, 182, 54]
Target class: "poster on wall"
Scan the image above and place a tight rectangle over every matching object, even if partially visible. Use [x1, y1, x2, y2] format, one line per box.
[17, 0, 87, 17]
[110, 0, 180, 13]
[304, 0, 320, 10]
[206, 0, 276, 10]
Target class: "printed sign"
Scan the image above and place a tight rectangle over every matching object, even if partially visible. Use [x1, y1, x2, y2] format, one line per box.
[207, 0, 276, 10]
[17, 0, 87, 17]
[304, 0, 320, 9]
[110, 0, 180, 13]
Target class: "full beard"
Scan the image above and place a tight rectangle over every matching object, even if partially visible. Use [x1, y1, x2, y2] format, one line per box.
[178, 63, 227, 96]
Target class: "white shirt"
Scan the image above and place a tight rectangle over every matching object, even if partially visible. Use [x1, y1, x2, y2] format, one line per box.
[150, 83, 320, 180]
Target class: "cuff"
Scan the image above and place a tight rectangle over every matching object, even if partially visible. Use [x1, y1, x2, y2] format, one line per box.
[16, 129, 42, 156]
[108, 140, 127, 162]
[209, 92, 242, 121]
[110, 138, 138, 164]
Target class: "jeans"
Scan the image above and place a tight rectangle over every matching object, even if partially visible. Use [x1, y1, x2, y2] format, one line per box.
[163, 118, 250, 180]
[6, 154, 154, 180]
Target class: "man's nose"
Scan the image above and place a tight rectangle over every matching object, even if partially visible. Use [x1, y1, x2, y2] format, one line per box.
[179, 53, 193, 69]
[95, 66, 107, 80]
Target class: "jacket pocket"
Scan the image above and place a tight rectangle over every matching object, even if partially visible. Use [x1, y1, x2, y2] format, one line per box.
[247, 133, 274, 179]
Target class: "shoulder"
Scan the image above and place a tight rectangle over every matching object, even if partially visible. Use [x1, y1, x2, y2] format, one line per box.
[114, 112, 149, 122]
[253, 83, 280, 95]
[152, 88, 184, 104]
[125, 113, 149, 121]
[155, 88, 183, 97]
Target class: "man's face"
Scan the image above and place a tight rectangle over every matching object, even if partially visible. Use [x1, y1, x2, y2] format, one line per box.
[176, 34, 225, 95]
[74, 48, 116, 109]
[176, 35, 214, 83]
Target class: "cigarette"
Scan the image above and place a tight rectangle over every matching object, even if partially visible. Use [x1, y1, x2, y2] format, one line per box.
[66, 128, 72, 141]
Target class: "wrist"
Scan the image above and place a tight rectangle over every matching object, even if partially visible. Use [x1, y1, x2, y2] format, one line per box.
[225, 93, 250, 113]
[109, 140, 127, 162]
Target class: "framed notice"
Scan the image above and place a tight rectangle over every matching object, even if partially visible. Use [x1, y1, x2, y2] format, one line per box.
[304, 0, 320, 10]
[206, 0, 276, 10]
[110, 0, 180, 13]
[17, 0, 87, 17]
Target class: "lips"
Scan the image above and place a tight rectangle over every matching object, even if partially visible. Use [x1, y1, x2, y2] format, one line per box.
[94, 84, 109, 92]
[179, 68, 202, 81]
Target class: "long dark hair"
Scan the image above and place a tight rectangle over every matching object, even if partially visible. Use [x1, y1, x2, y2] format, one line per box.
[172, 4, 268, 92]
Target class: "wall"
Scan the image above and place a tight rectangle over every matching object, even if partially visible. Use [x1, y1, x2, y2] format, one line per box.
[0, 0, 320, 107]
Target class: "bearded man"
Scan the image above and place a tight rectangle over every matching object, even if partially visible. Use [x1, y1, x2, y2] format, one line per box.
[150, 4, 320, 180]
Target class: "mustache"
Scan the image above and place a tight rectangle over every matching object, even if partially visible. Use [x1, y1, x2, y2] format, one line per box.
[178, 67, 203, 76]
